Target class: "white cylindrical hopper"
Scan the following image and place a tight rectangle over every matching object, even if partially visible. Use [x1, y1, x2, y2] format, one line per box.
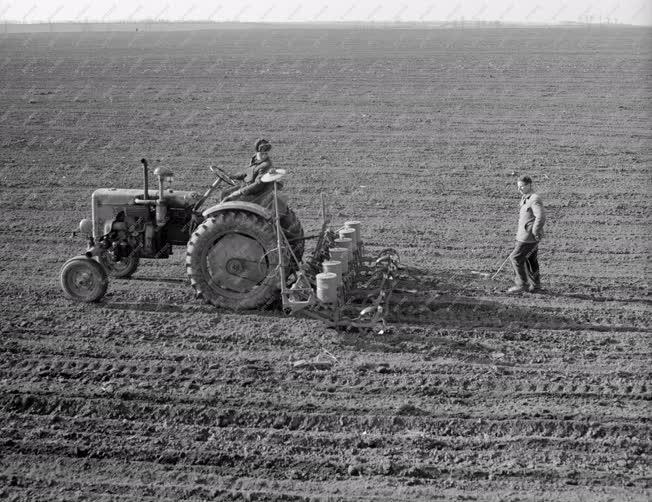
[328, 247, 349, 274]
[333, 237, 353, 260]
[316, 272, 338, 304]
[322, 260, 342, 286]
[344, 220, 362, 243]
[338, 227, 357, 247]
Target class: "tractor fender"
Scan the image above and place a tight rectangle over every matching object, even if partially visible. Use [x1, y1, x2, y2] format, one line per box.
[202, 201, 272, 221]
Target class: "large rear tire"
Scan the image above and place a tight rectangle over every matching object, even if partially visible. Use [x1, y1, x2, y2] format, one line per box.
[60, 256, 108, 303]
[186, 211, 286, 310]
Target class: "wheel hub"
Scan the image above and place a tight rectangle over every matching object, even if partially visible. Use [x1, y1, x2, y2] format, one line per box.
[226, 258, 245, 276]
[73, 270, 93, 289]
[61, 258, 107, 303]
[206, 233, 269, 293]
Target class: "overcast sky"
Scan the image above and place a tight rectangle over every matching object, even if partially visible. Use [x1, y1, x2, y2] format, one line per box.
[2, 0, 650, 25]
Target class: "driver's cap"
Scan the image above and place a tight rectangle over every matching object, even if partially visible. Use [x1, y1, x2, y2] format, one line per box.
[255, 138, 271, 152]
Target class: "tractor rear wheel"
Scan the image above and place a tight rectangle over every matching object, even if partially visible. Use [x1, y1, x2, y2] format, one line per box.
[60, 256, 108, 303]
[186, 211, 286, 310]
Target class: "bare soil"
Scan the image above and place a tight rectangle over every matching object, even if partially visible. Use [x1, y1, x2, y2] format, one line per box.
[0, 26, 650, 500]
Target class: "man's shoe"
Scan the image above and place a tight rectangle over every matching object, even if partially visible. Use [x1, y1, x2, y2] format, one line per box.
[528, 284, 542, 293]
[507, 285, 526, 294]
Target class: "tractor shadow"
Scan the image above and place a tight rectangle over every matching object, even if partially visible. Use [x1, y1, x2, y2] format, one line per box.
[550, 291, 652, 306]
[129, 276, 187, 285]
[352, 266, 650, 335]
[385, 294, 646, 332]
[338, 289, 648, 358]
[100, 301, 219, 315]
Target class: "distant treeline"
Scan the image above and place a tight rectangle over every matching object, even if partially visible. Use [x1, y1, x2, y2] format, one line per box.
[0, 20, 635, 34]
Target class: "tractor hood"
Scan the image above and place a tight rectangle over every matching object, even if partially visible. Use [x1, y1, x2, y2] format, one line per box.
[91, 188, 199, 238]
[92, 188, 144, 207]
[92, 188, 199, 208]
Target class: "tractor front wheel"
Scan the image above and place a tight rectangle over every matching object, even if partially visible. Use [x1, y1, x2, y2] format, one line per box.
[186, 211, 286, 310]
[60, 256, 108, 303]
[98, 250, 139, 278]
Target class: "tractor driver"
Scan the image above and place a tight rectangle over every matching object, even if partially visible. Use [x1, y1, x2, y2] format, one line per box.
[223, 138, 280, 202]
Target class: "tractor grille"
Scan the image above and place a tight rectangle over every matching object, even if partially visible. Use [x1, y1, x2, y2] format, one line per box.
[164, 208, 193, 245]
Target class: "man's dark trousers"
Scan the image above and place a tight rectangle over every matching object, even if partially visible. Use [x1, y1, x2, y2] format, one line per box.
[509, 241, 540, 288]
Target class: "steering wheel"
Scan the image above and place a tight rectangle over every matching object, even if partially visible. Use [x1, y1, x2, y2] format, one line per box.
[209, 165, 237, 186]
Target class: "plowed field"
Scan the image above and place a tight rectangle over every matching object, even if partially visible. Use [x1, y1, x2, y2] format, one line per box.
[0, 26, 650, 500]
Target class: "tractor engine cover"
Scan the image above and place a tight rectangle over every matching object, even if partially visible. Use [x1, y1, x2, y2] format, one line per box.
[91, 188, 198, 239]
[92, 189, 148, 239]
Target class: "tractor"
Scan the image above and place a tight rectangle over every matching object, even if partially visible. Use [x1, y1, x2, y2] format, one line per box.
[60, 158, 304, 310]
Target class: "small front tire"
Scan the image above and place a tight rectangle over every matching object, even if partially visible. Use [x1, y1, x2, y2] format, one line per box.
[60, 256, 108, 303]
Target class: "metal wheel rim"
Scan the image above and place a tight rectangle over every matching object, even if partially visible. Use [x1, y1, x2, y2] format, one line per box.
[101, 251, 134, 273]
[206, 232, 270, 293]
[64, 262, 102, 300]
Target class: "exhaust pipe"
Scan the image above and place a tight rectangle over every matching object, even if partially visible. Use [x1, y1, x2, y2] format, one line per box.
[141, 158, 149, 200]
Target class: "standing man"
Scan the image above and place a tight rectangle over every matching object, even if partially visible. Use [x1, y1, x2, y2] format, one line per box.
[507, 175, 546, 293]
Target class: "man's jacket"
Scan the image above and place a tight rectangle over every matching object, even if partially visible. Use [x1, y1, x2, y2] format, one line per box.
[516, 193, 546, 243]
[233, 156, 276, 197]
